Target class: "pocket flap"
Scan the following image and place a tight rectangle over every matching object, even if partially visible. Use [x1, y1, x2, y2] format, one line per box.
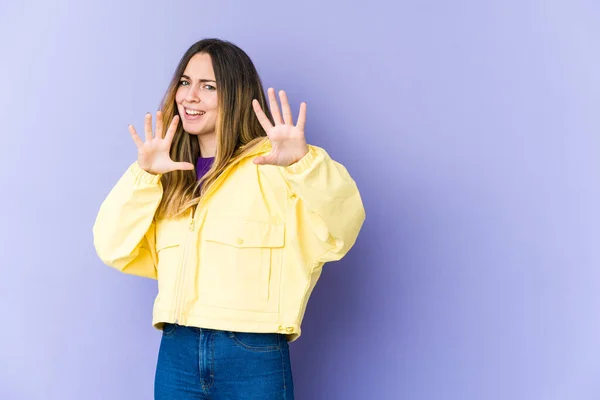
[155, 218, 185, 251]
[203, 215, 285, 248]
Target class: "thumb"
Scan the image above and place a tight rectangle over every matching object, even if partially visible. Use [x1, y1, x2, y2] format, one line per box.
[253, 150, 277, 165]
[253, 154, 275, 165]
[174, 161, 195, 170]
[253, 156, 267, 165]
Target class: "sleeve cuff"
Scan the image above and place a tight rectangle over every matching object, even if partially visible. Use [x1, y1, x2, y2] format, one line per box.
[283, 146, 318, 174]
[129, 161, 162, 185]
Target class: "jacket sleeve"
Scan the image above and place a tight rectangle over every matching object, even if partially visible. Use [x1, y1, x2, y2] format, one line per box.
[279, 145, 366, 263]
[92, 161, 163, 279]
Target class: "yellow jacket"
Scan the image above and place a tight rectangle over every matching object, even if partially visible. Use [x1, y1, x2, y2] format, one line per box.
[93, 140, 365, 341]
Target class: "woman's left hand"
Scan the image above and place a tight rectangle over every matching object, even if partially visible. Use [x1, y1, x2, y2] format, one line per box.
[252, 88, 309, 167]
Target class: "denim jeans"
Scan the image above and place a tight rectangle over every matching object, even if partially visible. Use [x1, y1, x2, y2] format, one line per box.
[154, 324, 295, 399]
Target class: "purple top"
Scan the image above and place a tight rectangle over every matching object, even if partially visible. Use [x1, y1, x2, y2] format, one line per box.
[196, 156, 215, 180]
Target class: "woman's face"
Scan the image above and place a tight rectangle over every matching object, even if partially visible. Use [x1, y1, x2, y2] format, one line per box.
[175, 52, 219, 137]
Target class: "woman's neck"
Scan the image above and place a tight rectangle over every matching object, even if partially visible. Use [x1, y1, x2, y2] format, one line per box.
[197, 133, 216, 157]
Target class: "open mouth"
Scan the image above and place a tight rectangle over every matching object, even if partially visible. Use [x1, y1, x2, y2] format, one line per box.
[185, 108, 206, 116]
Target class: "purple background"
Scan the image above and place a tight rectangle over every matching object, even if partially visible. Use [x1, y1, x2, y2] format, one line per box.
[1, 1, 599, 399]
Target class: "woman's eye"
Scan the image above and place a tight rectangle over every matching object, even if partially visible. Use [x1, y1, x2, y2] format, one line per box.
[203, 84, 216, 91]
[179, 80, 189, 86]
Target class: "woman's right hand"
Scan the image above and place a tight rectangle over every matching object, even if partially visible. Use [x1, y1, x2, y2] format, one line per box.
[128, 111, 195, 175]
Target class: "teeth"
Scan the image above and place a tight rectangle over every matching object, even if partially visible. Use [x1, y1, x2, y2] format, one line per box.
[186, 109, 205, 115]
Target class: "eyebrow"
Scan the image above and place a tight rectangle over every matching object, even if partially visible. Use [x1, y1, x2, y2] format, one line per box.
[180, 75, 216, 83]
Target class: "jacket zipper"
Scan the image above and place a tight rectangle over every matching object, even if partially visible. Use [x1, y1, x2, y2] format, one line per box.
[172, 177, 224, 324]
[173, 210, 195, 324]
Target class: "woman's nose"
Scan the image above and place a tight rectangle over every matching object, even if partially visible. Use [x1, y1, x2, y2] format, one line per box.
[185, 85, 200, 102]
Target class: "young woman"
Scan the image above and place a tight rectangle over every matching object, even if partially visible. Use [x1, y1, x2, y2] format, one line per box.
[93, 38, 365, 400]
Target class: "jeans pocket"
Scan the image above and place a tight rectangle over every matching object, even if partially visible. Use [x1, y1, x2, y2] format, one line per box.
[162, 323, 177, 337]
[228, 331, 281, 352]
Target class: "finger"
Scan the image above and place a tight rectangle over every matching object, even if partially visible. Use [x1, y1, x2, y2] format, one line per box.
[296, 102, 307, 131]
[253, 153, 275, 165]
[155, 110, 164, 139]
[144, 113, 153, 142]
[128, 124, 144, 149]
[268, 88, 283, 125]
[164, 115, 180, 144]
[252, 100, 273, 133]
[279, 90, 293, 125]
[253, 155, 267, 165]
[173, 161, 195, 171]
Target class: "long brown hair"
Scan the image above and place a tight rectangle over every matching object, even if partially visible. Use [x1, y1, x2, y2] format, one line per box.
[156, 39, 273, 218]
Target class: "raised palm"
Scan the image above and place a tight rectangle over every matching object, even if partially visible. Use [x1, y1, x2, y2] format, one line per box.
[128, 112, 194, 175]
[252, 88, 309, 166]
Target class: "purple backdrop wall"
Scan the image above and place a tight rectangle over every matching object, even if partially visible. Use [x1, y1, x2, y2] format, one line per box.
[1, 0, 599, 399]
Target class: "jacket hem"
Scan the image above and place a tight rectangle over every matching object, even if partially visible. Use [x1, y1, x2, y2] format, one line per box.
[152, 307, 301, 342]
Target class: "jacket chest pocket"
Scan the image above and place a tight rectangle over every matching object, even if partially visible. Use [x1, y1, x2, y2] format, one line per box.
[155, 218, 186, 302]
[156, 219, 186, 260]
[198, 215, 285, 313]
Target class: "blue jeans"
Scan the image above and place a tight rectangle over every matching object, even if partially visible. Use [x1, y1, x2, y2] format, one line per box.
[154, 324, 295, 399]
